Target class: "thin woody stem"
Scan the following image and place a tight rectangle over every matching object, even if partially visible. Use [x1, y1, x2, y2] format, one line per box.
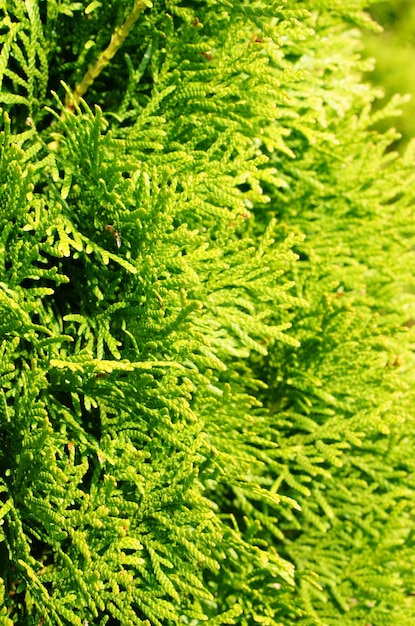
[47, 0, 150, 150]
[67, 0, 150, 108]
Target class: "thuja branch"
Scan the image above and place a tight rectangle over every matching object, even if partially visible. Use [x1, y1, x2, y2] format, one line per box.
[66, 0, 152, 109]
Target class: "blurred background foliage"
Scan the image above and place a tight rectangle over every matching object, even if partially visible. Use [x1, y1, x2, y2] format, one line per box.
[365, 0, 415, 149]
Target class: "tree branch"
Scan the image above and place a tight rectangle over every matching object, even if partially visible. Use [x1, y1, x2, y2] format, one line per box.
[67, 0, 151, 109]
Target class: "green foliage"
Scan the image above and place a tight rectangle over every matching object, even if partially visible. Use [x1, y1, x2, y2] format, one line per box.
[364, 0, 415, 146]
[0, 1, 415, 625]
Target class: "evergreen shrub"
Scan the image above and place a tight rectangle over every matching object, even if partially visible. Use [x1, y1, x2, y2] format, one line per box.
[1, 1, 415, 625]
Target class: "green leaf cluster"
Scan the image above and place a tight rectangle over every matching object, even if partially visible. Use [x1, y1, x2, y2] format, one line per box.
[0, 1, 415, 625]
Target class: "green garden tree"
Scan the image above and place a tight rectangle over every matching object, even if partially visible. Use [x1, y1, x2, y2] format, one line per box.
[0, 1, 414, 625]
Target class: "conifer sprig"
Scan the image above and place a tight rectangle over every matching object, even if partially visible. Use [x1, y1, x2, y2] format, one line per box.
[69, 0, 153, 108]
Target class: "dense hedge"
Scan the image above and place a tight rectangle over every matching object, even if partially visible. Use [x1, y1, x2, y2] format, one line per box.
[1, 1, 415, 625]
